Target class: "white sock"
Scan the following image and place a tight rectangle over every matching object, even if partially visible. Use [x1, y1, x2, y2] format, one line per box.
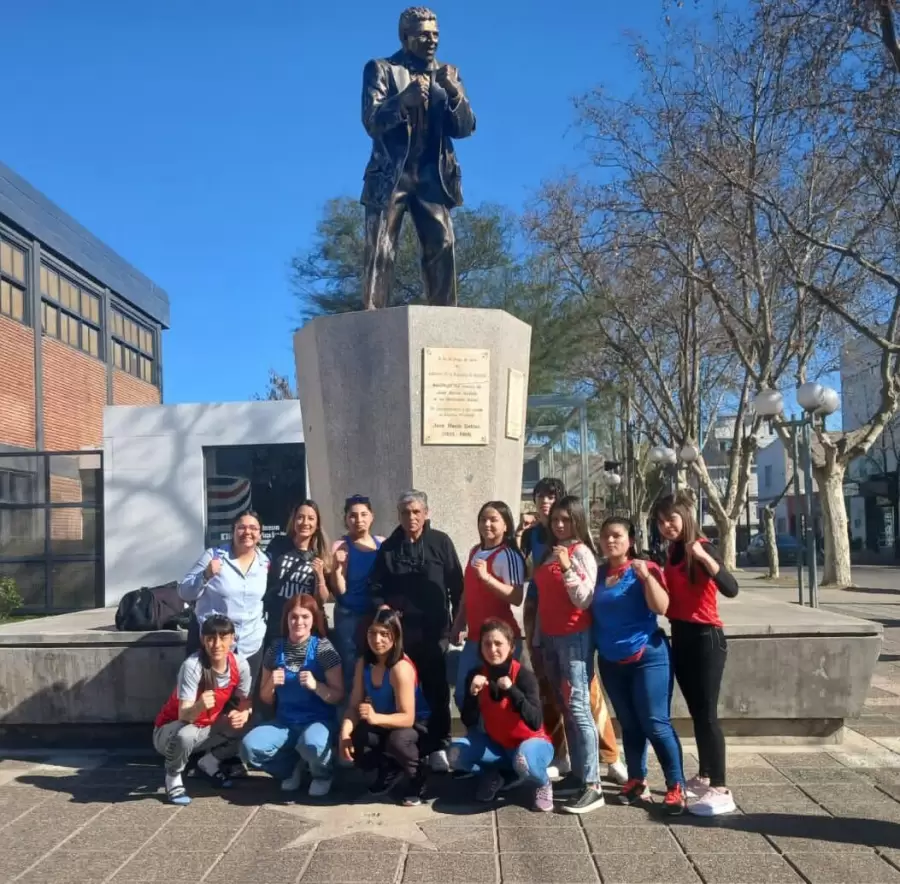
[165, 773, 183, 791]
[196, 752, 220, 776]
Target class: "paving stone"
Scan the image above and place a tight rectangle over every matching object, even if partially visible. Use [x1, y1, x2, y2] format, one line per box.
[688, 853, 804, 883]
[148, 822, 245, 851]
[0, 848, 52, 880]
[231, 808, 316, 849]
[727, 768, 791, 785]
[584, 826, 680, 853]
[577, 804, 667, 827]
[724, 754, 779, 769]
[0, 759, 38, 771]
[734, 785, 828, 815]
[499, 827, 587, 853]
[495, 804, 580, 827]
[411, 824, 495, 853]
[500, 852, 599, 883]
[781, 767, 869, 784]
[307, 832, 415, 852]
[403, 851, 497, 883]
[223, 847, 311, 883]
[110, 848, 223, 882]
[671, 824, 775, 854]
[18, 849, 126, 884]
[592, 853, 701, 883]
[302, 850, 399, 882]
[762, 754, 846, 770]
[786, 852, 900, 883]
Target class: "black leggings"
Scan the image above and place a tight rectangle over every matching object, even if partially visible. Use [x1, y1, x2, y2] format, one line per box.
[670, 621, 728, 787]
[352, 722, 425, 780]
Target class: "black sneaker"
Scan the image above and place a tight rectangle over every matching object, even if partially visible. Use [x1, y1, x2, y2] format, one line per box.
[554, 772, 583, 796]
[397, 773, 427, 807]
[561, 785, 605, 815]
[369, 766, 402, 797]
[220, 758, 249, 779]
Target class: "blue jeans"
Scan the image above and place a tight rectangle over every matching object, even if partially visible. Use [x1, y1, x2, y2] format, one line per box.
[597, 631, 685, 789]
[449, 732, 554, 786]
[541, 630, 599, 785]
[241, 721, 333, 780]
[332, 606, 364, 697]
[453, 638, 523, 716]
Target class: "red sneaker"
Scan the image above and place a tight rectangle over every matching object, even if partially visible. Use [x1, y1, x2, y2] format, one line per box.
[617, 779, 650, 805]
[663, 783, 686, 816]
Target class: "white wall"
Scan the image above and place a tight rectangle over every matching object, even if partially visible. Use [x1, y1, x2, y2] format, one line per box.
[103, 400, 304, 605]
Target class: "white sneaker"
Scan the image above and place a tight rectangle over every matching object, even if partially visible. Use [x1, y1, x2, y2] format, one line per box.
[308, 777, 333, 798]
[547, 756, 571, 780]
[606, 761, 629, 785]
[281, 761, 305, 792]
[688, 786, 736, 816]
[429, 750, 450, 773]
[685, 775, 710, 800]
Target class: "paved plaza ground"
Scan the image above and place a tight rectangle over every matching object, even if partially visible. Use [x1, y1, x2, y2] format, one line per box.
[4, 571, 900, 884]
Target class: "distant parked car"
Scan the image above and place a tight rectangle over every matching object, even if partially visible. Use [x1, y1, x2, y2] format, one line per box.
[742, 533, 822, 567]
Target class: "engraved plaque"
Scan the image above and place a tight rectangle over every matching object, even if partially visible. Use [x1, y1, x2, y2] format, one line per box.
[422, 347, 490, 445]
[505, 368, 526, 440]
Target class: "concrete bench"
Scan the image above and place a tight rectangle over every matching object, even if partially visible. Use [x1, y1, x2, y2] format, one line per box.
[0, 595, 881, 747]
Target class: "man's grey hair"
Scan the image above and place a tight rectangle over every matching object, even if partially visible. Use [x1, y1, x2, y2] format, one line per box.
[397, 489, 429, 510]
[398, 6, 437, 43]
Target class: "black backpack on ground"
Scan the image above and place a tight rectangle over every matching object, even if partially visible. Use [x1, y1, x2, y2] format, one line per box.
[115, 582, 190, 632]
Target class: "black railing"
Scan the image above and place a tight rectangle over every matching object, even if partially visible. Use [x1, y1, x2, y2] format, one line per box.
[0, 450, 103, 613]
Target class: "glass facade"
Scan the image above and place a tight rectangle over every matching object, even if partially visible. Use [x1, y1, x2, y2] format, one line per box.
[203, 444, 307, 549]
[0, 235, 27, 324]
[0, 451, 104, 611]
[111, 307, 156, 383]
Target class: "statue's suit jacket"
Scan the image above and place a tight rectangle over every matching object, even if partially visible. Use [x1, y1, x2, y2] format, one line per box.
[360, 50, 476, 212]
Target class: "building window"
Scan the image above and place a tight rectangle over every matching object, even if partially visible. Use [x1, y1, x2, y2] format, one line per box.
[111, 306, 155, 384]
[40, 264, 102, 358]
[0, 237, 27, 324]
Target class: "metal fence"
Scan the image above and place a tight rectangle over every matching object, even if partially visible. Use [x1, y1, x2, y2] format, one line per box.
[0, 449, 103, 613]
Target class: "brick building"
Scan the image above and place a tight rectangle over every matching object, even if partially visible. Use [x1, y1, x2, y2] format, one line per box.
[0, 161, 169, 611]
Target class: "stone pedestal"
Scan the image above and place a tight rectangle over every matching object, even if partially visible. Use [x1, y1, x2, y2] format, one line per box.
[293, 306, 532, 556]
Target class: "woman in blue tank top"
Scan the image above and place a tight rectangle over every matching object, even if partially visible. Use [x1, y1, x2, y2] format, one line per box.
[339, 608, 430, 807]
[241, 595, 344, 797]
[331, 495, 384, 697]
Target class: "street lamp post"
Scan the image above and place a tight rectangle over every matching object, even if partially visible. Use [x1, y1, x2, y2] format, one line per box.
[649, 445, 678, 493]
[602, 466, 623, 513]
[753, 384, 840, 608]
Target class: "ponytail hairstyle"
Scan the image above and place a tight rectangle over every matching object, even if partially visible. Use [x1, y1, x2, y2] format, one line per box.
[198, 614, 236, 691]
[477, 500, 520, 553]
[599, 516, 640, 560]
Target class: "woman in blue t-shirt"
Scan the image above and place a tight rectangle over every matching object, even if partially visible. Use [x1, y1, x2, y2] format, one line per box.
[593, 517, 687, 816]
[331, 495, 384, 696]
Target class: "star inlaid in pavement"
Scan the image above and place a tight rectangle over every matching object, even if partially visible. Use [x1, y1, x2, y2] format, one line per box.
[265, 796, 447, 850]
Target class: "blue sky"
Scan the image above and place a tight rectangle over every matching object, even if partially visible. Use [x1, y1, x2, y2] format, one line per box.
[5, 0, 670, 404]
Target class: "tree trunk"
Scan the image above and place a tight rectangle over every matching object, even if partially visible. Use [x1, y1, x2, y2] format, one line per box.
[713, 515, 738, 570]
[815, 461, 852, 587]
[762, 507, 779, 579]
[638, 511, 651, 554]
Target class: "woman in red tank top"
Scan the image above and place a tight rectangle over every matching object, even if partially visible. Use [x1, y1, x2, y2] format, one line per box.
[449, 619, 555, 812]
[450, 501, 526, 717]
[656, 494, 739, 817]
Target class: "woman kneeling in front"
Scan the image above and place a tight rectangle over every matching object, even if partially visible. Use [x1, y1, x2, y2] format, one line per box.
[153, 615, 252, 805]
[450, 619, 554, 812]
[241, 594, 344, 797]
[339, 608, 430, 807]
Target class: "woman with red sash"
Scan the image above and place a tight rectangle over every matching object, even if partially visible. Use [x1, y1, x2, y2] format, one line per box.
[450, 501, 525, 717]
[450, 619, 555, 812]
[152, 615, 252, 805]
[531, 495, 605, 814]
[656, 494, 739, 817]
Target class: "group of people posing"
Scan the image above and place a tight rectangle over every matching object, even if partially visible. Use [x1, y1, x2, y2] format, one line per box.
[153, 480, 738, 818]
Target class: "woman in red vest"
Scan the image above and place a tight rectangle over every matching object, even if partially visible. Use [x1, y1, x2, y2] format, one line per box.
[656, 494, 739, 816]
[449, 619, 554, 811]
[152, 615, 252, 805]
[532, 495, 604, 815]
[450, 501, 526, 717]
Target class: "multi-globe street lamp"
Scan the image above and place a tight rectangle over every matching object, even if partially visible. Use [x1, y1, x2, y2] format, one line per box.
[753, 383, 840, 608]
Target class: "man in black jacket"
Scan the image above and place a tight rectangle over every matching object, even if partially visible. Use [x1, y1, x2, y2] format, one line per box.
[370, 489, 463, 771]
